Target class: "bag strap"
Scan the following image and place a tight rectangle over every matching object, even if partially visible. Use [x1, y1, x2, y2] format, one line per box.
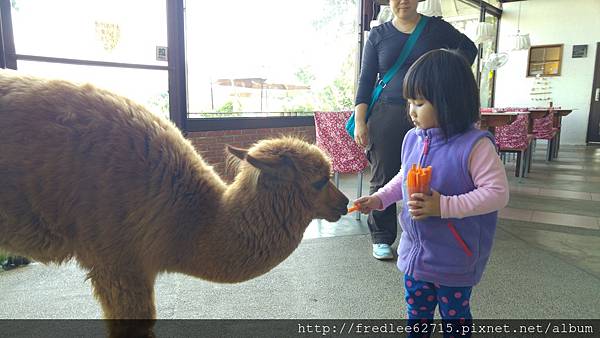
[367, 15, 429, 115]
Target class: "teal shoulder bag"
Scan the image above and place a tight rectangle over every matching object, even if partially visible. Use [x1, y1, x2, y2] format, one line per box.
[345, 15, 429, 139]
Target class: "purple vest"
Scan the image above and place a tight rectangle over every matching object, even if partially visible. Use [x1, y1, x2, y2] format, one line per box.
[398, 126, 498, 286]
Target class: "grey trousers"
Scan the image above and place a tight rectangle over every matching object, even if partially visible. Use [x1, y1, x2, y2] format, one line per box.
[366, 101, 413, 245]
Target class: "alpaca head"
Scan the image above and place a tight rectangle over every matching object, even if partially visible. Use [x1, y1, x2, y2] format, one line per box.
[227, 137, 349, 222]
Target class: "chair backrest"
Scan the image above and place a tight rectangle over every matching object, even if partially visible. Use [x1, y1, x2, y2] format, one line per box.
[532, 109, 555, 138]
[314, 111, 368, 174]
[495, 113, 529, 149]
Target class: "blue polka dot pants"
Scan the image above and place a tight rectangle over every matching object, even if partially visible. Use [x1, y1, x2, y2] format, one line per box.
[404, 274, 473, 338]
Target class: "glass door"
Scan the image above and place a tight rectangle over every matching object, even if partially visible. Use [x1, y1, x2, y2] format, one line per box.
[479, 12, 498, 108]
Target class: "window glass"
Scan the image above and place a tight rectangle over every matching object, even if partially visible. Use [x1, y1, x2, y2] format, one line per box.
[17, 61, 170, 119]
[545, 47, 561, 61]
[11, 0, 167, 66]
[530, 48, 545, 62]
[478, 14, 498, 108]
[184, 0, 358, 117]
[442, 0, 480, 70]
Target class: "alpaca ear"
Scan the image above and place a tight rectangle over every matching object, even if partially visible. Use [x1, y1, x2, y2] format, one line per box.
[226, 145, 295, 179]
[226, 145, 248, 160]
[246, 154, 296, 180]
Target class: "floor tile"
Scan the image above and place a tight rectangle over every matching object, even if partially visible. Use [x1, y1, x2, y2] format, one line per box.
[535, 173, 586, 182]
[498, 225, 600, 277]
[304, 216, 369, 239]
[530, 211, 598, 230]
[509, 185, 540, 195]
[539, 188, 592, 200]
[498, 207, 532, 222]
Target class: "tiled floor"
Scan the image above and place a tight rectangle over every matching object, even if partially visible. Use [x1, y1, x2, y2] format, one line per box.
[305, 143, 600, 277]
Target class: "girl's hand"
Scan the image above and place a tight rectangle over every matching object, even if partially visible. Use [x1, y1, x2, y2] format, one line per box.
[406, 190, 441, 220]
[353, 195, 382, 214]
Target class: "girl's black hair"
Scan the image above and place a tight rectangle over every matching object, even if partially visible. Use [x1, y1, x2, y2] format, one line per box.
[403, 49, 480, 139]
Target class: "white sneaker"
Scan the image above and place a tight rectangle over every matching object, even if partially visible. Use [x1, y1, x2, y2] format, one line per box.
[372, 244, 394, 260]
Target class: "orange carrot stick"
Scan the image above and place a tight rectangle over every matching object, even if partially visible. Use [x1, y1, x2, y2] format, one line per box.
[418, 172, 427, 194]
[348, 204, 360, 213]
[407, 166, 419, 198]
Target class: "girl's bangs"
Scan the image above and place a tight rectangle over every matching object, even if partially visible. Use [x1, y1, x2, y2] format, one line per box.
[403, 69, 427, 100]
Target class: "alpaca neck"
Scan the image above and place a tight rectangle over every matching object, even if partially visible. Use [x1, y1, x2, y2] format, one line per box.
[179, 176, 311, 283]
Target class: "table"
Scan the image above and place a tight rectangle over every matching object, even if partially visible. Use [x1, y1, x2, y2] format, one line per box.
[479, 112, 521, 134]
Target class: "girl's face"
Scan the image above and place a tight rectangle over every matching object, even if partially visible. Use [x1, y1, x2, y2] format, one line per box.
[408, 98, 439, 130]
[390, 0, 420, 20]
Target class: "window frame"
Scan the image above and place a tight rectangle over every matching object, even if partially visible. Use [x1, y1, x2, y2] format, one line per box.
[526, 44, 564, 78]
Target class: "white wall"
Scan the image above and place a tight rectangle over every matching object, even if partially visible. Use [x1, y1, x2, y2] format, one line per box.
[494, 0, 600, 145]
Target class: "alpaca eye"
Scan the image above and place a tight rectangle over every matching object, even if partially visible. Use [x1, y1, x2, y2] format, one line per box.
[312, 177, 329, 190]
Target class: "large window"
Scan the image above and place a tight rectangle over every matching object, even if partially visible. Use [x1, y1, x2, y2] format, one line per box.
[6, 0, 170, 119]
[184, 0, 358, 118]
[1, 0, 502, 131]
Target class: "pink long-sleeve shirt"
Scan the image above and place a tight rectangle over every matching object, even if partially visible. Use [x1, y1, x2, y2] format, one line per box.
[373, 138, 509, 218]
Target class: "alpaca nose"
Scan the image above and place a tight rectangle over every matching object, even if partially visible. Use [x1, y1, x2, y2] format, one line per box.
[340, 196, 350, 214]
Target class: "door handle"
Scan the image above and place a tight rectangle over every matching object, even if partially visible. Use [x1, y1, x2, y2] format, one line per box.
[596, 88, 600, 101]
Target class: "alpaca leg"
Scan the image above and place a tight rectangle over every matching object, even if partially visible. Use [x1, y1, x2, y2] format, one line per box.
[88, 267, 157, 338]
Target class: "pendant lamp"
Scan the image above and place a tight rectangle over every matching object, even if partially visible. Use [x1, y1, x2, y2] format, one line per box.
[417, 0, 442, 17]
[474, 21, 495, 44]
[511, 2, 531, 51]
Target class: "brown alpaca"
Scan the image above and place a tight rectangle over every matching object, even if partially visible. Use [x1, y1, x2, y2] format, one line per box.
[0, 70, 349, 337]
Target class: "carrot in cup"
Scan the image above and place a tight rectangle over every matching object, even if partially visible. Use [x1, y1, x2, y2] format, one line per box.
[407, 164, 433, 201]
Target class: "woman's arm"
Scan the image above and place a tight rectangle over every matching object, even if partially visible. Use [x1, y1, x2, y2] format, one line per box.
[354, 103, 369, 147]
[440, 138, 509, 219]
[355, 37, 379, 106]
[456, 33, 478, 65]
[354, 31, 380, 147]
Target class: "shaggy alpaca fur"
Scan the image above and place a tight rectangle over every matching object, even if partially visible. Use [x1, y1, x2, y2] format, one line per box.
[0, 70, 349, 337]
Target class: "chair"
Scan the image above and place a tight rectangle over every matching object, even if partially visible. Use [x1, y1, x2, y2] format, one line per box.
[314, 111, 368, 220]
[532, 108, 558, 161]
[493, 108, 533, 177]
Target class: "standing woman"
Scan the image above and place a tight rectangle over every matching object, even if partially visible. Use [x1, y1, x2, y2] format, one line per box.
[354, 0, 477, 260]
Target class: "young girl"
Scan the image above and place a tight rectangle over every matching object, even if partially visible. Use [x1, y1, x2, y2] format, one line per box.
[355, 49, 509, 337]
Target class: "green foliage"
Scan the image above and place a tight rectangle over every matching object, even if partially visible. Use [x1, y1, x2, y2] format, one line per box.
[306, 0, 357, 112]
[11, 0, 19, 11]
[282, 103, 314, 114]
[198, 100, 242, 118]
[317, 51, 355, 111]
[312, 0, 357, 31]
[217, 101, 234, 113]
[147, 92, 169, 117]
[295, 67, 316, 85]
[0, 250, 8, 265]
